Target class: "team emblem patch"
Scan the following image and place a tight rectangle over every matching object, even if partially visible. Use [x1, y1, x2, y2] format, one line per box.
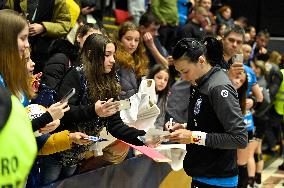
[194, 97, 202, 115]
[221, 90, 228, 97]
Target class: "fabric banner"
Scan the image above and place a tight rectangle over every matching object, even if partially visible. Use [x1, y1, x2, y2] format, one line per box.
[44, 156, 172, 188]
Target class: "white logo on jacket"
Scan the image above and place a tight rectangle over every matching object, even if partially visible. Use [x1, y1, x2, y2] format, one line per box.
[194, 97, 202, 115]
[221, 90, 228, 97]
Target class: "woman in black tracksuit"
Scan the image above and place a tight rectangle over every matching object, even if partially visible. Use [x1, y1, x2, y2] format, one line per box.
[167, 37, 248, 188]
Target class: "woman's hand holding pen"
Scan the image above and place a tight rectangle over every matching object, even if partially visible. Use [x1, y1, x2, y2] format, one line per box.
[164, 118, 191, 144]
[167, 129, 192, 144]
[164, 120, 184, 132]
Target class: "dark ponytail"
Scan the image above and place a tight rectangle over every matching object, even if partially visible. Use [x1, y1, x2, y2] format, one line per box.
[202, 37, 224, 67]
[173, 37, 224, 67]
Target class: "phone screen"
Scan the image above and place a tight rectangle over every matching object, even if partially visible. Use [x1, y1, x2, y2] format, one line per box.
[61, 88, 75, 103]
[232, 54, 243, 64]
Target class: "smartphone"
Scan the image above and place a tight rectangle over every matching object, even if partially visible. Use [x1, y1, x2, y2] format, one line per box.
[232, 53, 243, 64]
[83, 136, 108, 142]
[60, 88, 75, 103]
[118, 99, 131, 111]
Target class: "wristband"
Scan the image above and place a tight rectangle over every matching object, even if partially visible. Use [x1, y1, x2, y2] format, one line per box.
[191, 131, 207, 146]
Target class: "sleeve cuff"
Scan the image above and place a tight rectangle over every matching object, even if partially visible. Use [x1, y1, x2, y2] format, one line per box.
[191, 131, 207, 146]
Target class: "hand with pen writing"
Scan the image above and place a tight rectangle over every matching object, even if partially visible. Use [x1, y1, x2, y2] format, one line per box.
[167, 129, 192, 144]
[164, 120, 185, 133]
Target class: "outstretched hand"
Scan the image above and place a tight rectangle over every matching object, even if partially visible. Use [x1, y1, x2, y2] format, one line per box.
[95, 98, 120, 117]
[70, 132, 92, 145]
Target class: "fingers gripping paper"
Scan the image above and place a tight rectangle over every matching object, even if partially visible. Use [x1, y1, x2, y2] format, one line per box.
[120, 93, 160, 131]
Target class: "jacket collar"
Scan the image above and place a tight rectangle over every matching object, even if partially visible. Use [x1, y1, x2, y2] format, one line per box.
[195, 65, 221, 88]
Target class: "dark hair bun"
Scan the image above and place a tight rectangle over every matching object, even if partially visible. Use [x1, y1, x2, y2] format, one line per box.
[203, 37, 224, 66]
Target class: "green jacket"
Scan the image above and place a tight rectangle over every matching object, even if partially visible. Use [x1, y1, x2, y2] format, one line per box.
[6, 0, 71, 38]
[151, 0, 179, 26]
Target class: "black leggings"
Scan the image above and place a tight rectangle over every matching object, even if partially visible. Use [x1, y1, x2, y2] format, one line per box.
[191, 179, 236, 188]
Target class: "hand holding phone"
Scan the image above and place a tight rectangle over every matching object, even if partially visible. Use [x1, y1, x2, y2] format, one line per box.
[47, 102, 70, 120]
[61, 88, 75, 103]
[232, 54, 243, 64]
[70, 132, 92, 145]
[95, 98, 120, 117]
[83, 136, 108, 142]
[228, 54, 245, 79]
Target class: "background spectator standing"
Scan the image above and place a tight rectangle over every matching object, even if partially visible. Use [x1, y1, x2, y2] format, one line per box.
[5, 0, 71, 74]
[177, 0, 193, 27]
[242, 44, 252, 65]
[246, 25, 256, 45]
[263, 51, 283, 155]
[128, 0, 146, 25]
[250, 60, 270, 187]
[249, 30, 270, 65]
[234, 16, 248, 29]
[198, 0, 216, 35]
[215, 23, 226, 40]
[151, 0, 179, 55]
[78, 0, 108, 27]
[177, 6, 207, 41]
[216, 5, 234, 27]
[138, 12, 169, 69]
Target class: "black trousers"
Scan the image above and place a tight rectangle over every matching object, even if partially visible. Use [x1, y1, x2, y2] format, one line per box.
[191, 179, 236, 188]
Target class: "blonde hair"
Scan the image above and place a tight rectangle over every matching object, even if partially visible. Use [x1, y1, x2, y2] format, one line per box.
[252, 60, 267, 76]
[269, 51, 281, 65]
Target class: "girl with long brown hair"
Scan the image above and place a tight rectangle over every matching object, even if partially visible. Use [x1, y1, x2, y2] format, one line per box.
[39, 33, 147, 185]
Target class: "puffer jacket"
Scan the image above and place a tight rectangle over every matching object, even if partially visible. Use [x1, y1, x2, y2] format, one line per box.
[6, 0, 71, 38]
[38, 130, 73, 155]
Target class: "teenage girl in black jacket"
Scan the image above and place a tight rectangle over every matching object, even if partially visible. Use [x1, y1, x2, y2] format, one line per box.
[39, 34, 146, 186]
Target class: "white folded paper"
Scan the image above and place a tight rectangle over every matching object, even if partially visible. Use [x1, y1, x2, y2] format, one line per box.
[155, 144, 187, 171]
